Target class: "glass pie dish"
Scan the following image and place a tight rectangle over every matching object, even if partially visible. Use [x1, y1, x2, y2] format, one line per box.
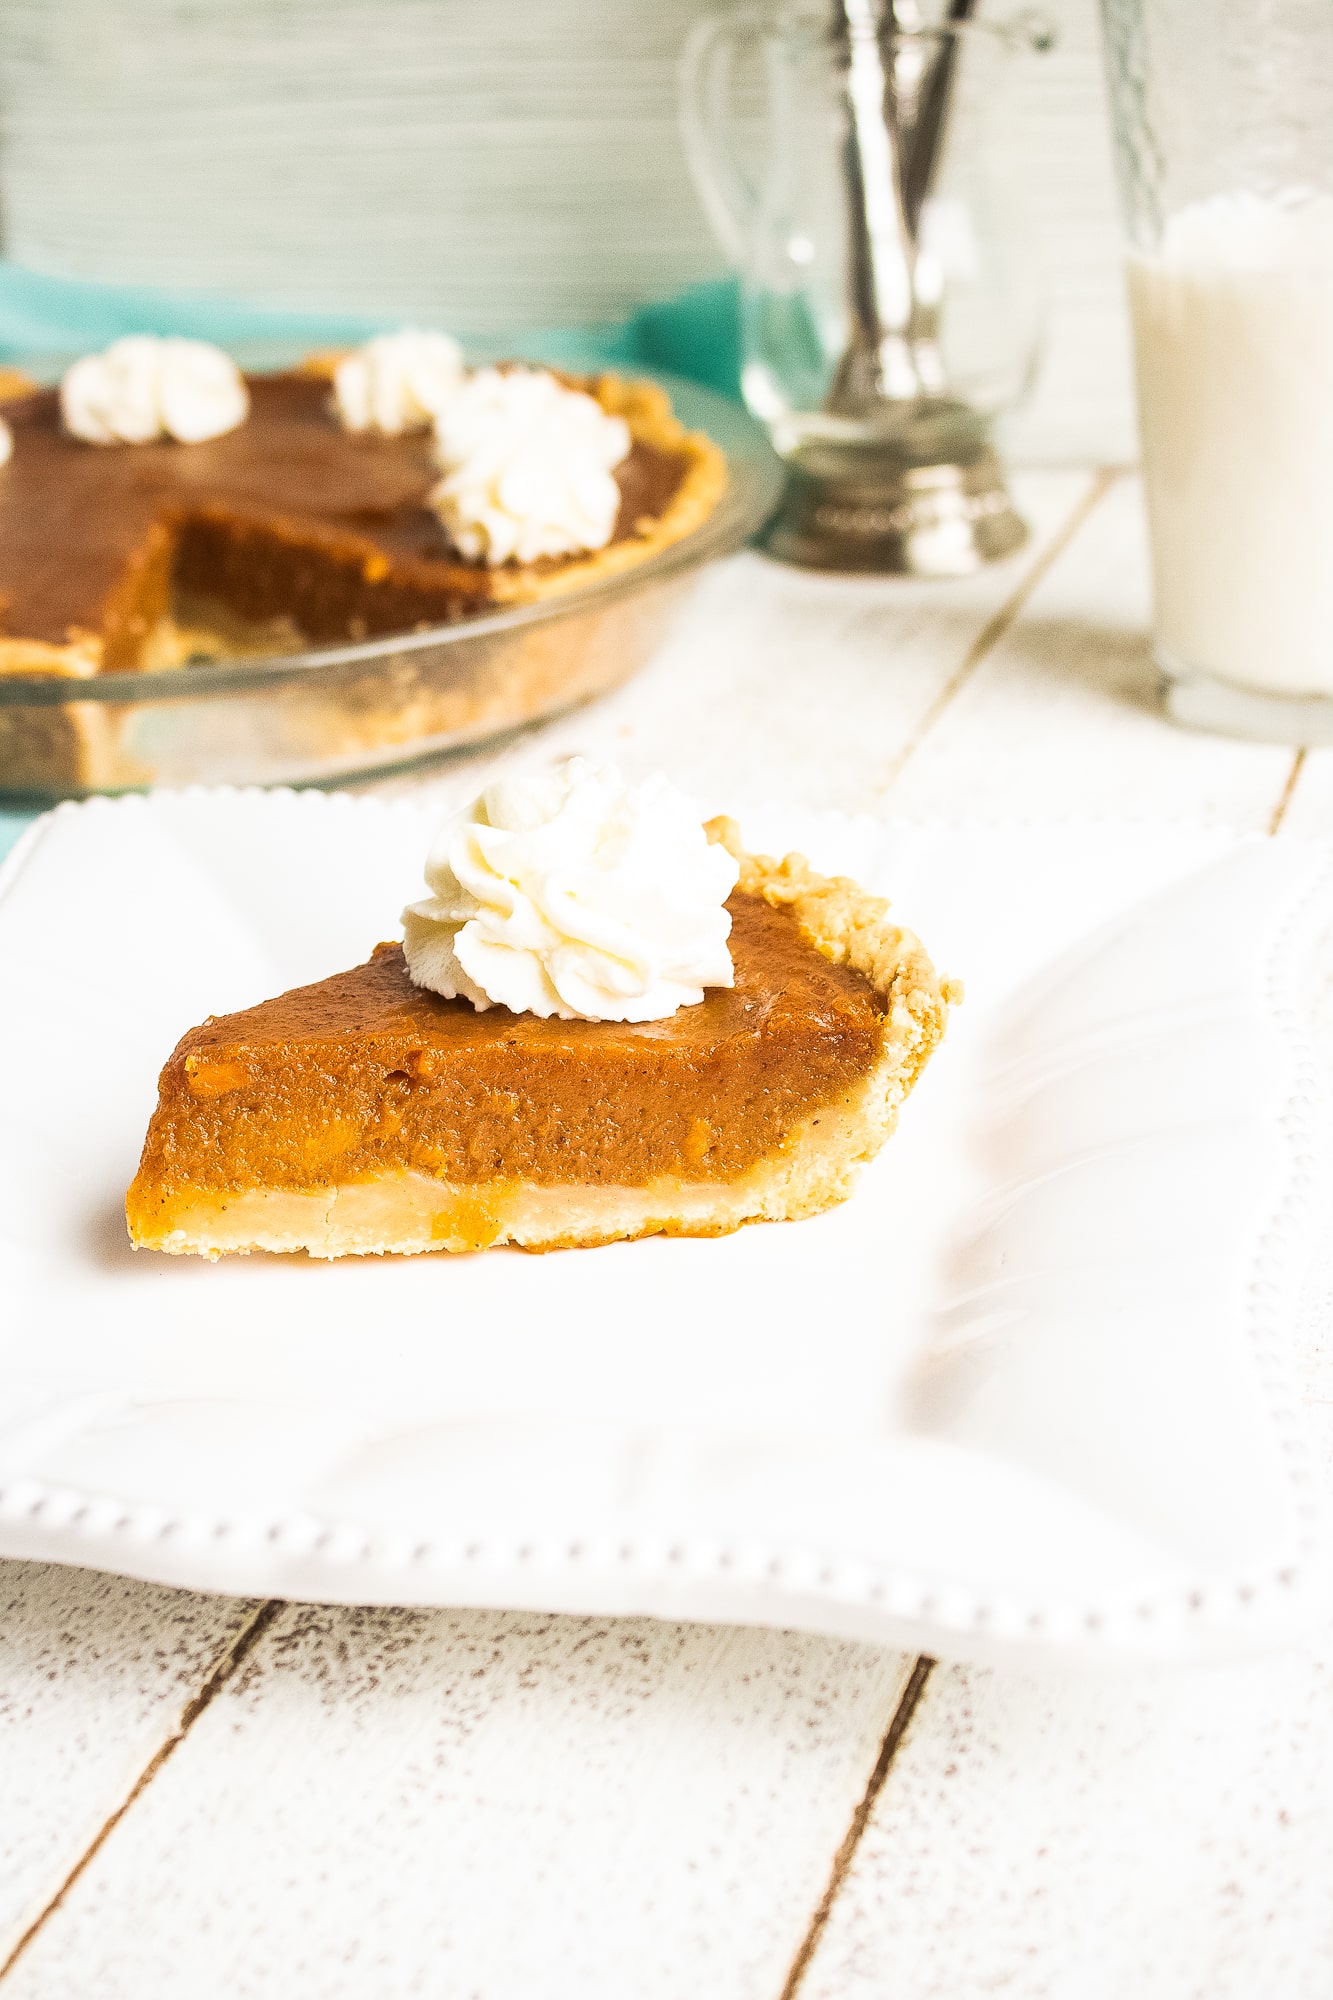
[0, 372, 781, 802]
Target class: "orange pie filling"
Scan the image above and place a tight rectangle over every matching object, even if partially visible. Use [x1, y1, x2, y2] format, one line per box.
[126, 849, 952, 1258]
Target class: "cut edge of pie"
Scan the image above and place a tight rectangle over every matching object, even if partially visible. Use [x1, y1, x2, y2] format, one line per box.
[125, 821, 957, 1260]
[0, 373, 96, 681]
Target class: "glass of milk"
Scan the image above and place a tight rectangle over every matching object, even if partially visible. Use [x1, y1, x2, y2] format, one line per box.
[1103, 0, 1333, 741]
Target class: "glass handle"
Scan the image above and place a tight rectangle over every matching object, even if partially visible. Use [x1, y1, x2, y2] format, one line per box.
[678, 10, 769, 265]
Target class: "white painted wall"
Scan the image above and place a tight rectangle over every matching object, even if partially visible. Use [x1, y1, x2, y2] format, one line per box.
[0, 0, 1136, 461]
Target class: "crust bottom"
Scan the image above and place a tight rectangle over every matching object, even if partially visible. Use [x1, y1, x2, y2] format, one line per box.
[127, 1044, 910, 1260]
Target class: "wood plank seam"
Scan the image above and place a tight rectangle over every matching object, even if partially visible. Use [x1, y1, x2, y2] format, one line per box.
[776, 1655, 937, 2000]
[870, 467, 1124, 805]
[0, 1596, 282, 1988]
[1268, 750, 1308, 836]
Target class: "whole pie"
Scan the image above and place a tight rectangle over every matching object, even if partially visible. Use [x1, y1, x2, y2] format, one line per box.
[0, 365, 725, 680]
[126, 823, 953, 1258]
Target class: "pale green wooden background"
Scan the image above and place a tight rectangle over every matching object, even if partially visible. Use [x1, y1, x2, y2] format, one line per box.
[0, 0, 1133, 461]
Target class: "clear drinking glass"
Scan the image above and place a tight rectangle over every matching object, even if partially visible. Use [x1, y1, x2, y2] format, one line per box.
[681, 5, 1051, 575]
[1102, 0, 1333, 741]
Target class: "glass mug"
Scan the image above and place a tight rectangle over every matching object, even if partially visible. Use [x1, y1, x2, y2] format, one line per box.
[1102, 0, 1333, 741]
[680, 4, 1052, 574]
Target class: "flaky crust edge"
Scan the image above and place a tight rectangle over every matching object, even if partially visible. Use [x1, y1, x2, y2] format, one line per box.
[708, 814, 961, 1095]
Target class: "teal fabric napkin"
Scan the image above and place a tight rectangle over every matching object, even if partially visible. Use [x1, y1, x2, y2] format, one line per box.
[0, 260, 743, 861]
[0, 258, 743, 398]
[0, 259, 381, 360]
[0, 810, 33, 865]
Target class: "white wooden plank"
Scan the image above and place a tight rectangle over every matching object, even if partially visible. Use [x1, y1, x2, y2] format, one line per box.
[882, 472, 1298, 828]
[798, 1638, 1333, 2000]
[1277, 749, 1333, 840]
[799, 1245, 1333, 2000]
[0, 0, 731, 333]
[0, 1561, 260, 1963]
[369, 469, 1095, 823]
[2, 1606, 912, 2000]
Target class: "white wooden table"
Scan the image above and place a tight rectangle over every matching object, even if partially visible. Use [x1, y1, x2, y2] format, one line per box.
[4, 469, 1332, 1999]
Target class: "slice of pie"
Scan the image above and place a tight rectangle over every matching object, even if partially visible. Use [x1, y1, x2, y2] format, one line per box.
[0, 366, 726, 681]
[126, 824, 954, 1258]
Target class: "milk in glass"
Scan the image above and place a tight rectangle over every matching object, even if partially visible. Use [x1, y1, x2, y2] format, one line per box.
[1128, 193, 1333, 698]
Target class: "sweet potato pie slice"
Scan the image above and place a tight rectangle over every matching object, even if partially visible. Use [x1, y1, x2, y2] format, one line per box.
[126, 833, 953, 1258]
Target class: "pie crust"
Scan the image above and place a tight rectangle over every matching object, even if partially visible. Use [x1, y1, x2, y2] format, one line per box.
[126, 824, 955, 1258]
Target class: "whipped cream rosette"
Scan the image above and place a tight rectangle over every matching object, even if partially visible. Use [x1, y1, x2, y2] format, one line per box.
[430, 368, 631, 565]
[402, 759, 739, 1022]
[332, 329, 466, 435]
[61, 336, 249, 445]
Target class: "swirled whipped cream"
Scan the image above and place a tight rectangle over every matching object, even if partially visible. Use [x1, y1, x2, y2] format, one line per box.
[60, 336, 249, 445]
[402, 759, 738, 1022]
[0, 417, 11, 467]
[430, 367, 631, 565]
[333, 329, 466, 434]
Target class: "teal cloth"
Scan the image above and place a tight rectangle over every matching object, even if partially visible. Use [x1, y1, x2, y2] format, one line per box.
[0, 810, 32, 865]
[0, 258, 742, 398]
[0, 260, 381, 360]
[0, 259, 743, 859]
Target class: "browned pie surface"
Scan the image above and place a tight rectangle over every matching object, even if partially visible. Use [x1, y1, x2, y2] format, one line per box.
[128, 891, 886, 1201]
[0, 372, 694, 667]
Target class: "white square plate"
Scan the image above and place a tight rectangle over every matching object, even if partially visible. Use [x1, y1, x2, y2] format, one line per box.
[0, 788, 1327, 1667]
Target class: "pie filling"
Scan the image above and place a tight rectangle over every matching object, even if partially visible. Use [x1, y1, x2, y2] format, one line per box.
[127, 880, 947, 1257]
[0, 371, 719, 675]
[130, 1088, 889, 1259]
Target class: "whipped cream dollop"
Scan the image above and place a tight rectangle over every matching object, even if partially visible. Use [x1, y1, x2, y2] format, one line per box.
[0, 416, 11, 467]
[402, 759, 738, 1022]
[333, 328, 466, 434]
[430, 367, 631, 565]
[60, 335, 249, 445]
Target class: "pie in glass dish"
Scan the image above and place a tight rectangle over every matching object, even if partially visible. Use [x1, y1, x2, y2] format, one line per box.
[0, 339, 732, 797]
[0, 357, 726, 680]
[126, 802, 954, 1260]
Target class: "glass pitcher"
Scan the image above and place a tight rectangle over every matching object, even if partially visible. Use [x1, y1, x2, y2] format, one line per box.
[681, 3, 1052, 574]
